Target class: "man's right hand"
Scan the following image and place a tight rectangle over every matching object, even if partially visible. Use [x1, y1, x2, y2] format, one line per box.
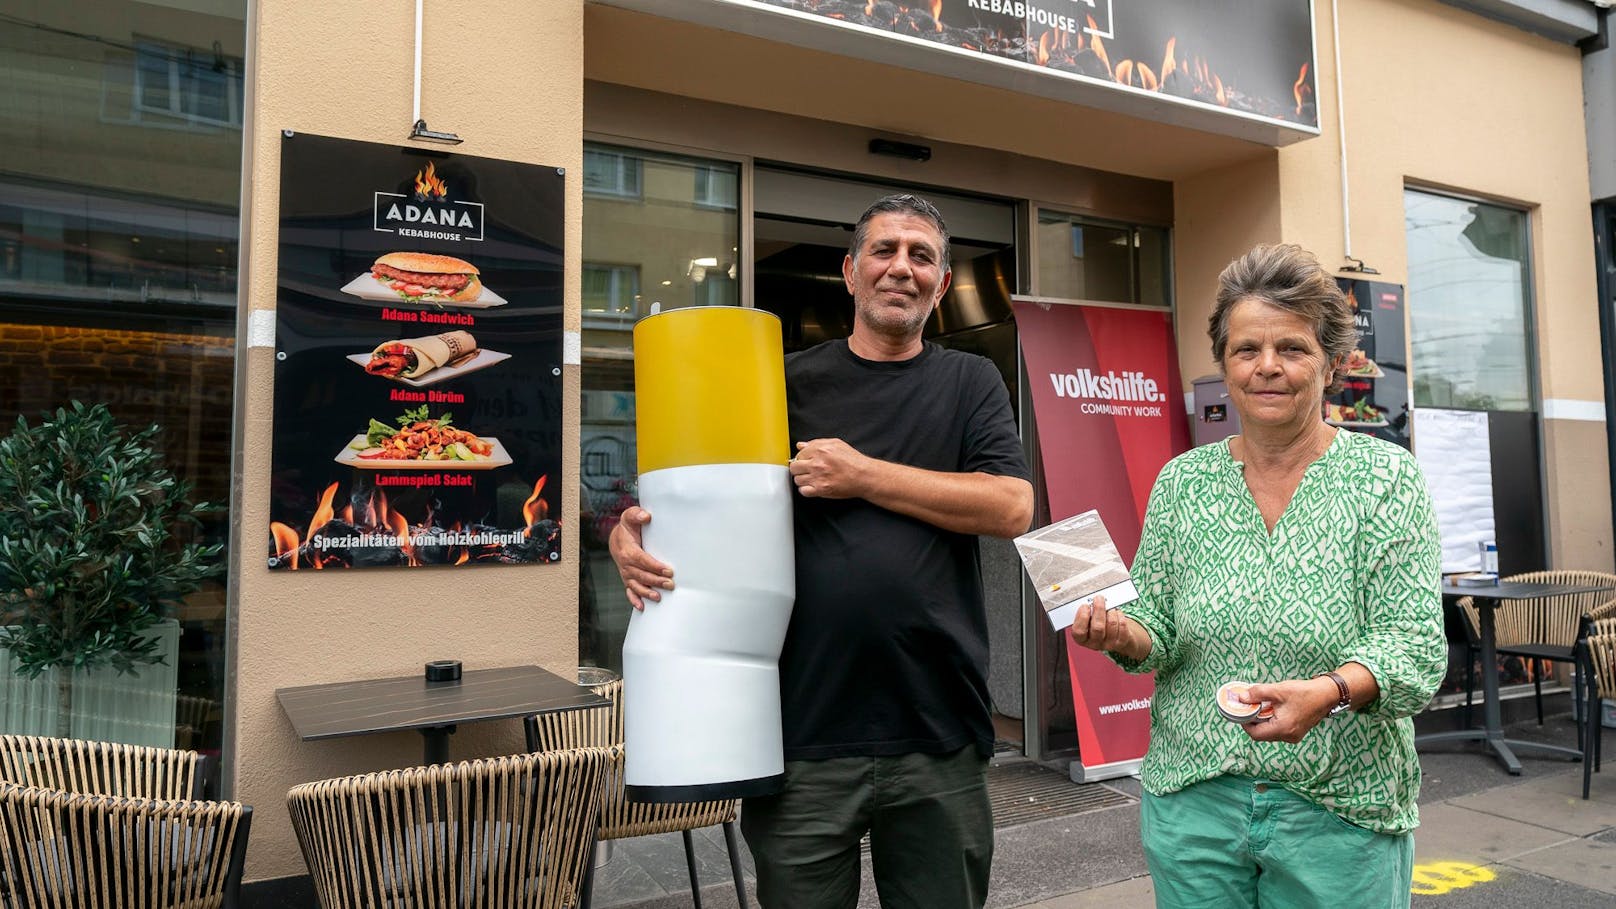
[608, 506, 675, 611]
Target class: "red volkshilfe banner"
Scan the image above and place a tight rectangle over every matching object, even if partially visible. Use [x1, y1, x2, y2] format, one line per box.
[1013, 300, 1190, 777]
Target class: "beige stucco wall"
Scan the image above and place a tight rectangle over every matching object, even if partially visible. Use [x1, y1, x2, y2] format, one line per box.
[230, 0, 583, 882]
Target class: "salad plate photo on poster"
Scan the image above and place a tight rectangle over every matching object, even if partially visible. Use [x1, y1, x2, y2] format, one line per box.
[1325, 400, 1389, 429]
[268, 131, 564, 571]
[335, 437, 512, 470]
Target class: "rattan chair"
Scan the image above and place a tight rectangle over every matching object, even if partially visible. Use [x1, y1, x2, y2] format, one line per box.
[286, 746, 613, 909]
[526, 679, 749, 909]
[1582, 616, 1616, 798]
[0, 781, 252, 909]
[1454, 570, 1616, 740]
[0, 734, 204, 800]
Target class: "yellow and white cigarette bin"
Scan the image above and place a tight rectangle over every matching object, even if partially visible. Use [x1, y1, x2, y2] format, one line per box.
[624, 307, 794, 801]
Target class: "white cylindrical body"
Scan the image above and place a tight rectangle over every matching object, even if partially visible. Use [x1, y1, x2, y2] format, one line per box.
[623, 463, 794, 799]
[624, 306, 794, 801]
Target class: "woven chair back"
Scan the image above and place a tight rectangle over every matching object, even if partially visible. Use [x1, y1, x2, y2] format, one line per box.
[286, 746, 614, 909]
[525, 679, 737, 840]
[1589, 617, 1616, 702]
[1454, 570, 1616, 649]
[0, 735, 202, 800]
[0, 781, 251, 909]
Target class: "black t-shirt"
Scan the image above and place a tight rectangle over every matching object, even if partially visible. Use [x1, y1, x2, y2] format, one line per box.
[780, 339, 1030, 760]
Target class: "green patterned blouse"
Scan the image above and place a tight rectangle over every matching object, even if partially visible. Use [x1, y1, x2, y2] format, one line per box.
[1114, 429, 1444, 834]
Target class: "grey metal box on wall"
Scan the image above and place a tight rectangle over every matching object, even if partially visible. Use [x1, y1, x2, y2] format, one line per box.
[1192, 375, 1241, 447]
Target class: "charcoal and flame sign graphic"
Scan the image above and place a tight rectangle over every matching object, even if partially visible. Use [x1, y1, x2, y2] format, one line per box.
[1410, 861, 1496, 896]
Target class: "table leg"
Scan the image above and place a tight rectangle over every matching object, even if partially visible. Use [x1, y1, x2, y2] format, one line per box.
[1417, 597, 1528, 772]
[1474, 599, 1523, 774]
[421, 724, 455, 765]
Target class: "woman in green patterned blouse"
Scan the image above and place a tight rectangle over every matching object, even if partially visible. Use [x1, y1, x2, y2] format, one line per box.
[1069, 244, 1444, 909]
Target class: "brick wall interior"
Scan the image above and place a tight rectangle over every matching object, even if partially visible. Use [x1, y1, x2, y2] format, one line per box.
[0, 320, 234, 510]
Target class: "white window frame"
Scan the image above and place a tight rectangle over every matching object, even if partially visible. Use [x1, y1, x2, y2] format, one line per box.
[583, 149, 643, 199]
[582, 263, 641, 326]
[693, 165, 738, 210]
[126, 38, 243, 130]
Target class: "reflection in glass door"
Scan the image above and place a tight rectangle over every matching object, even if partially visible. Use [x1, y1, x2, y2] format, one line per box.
[577, 143, 741, 674]
[0, 1, 247, 795]
[750, 169, 1023, 752]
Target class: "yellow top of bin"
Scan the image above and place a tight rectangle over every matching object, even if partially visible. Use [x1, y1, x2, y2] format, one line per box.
[633, 307, 790, 473]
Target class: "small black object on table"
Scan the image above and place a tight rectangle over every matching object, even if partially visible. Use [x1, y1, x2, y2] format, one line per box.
[1416, 579, 1616, 775]
[277, 663, 608, 765]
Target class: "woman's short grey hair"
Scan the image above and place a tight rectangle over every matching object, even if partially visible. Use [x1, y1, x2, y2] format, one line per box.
[1209, 244, 1358, 394]
[848, 194, 951, 269]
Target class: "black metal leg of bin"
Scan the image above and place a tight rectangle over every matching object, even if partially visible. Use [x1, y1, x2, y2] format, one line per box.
[421, 725, 455, 765]
[723, 819, 750, 909]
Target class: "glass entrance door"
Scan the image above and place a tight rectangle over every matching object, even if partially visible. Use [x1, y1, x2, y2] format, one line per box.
[751, 168, 1025, 753]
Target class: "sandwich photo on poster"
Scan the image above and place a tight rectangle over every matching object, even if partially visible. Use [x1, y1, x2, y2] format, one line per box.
[268, 132, 564, 571]
[341, 251, 509, 309]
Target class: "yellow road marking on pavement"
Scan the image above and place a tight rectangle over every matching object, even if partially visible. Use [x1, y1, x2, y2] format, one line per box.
[1410, 861, 1496, 895]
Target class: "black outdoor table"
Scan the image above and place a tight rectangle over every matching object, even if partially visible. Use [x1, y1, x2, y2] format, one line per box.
[277, 664, 608, 765]
[1415, 580, 1616, 775]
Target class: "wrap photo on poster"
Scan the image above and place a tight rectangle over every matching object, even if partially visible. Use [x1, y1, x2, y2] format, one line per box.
[746, 0, 1317, 130]
[1327, 279, 1409, 448]
[268, 132, 564, 570]
[1013, 299, 1189, 776]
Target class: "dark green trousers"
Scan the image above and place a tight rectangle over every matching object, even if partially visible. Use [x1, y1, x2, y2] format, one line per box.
[740, 746, 993, 909]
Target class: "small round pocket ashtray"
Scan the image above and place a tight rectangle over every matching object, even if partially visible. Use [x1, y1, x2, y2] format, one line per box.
[1216, 680, 1274, 724]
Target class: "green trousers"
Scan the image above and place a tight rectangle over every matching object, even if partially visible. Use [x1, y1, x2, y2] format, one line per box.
[739, 746, 993, 909]
[1141, 774, 1413, 909]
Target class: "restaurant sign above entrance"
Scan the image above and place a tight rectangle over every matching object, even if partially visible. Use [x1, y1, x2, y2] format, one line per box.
[608, 0, 1319, 145]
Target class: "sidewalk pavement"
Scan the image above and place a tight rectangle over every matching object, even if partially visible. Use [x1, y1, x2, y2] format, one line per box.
[593, 707, 1616, 909]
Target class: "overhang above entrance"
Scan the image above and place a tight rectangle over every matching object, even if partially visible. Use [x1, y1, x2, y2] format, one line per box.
[596, 0, 1321, 148]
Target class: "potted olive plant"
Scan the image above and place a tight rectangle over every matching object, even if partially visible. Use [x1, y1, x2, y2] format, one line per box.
[0, 402, 221, 740]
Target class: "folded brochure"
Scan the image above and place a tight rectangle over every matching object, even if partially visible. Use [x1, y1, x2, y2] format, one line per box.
[1013, 509, 1138, 631]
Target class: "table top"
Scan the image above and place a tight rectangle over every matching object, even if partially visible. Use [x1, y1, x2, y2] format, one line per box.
[277, 664, 608, 741]
[1440, 579, 1616, 600]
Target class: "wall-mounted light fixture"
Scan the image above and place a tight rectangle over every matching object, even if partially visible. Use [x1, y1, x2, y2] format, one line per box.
[410, 119, 463, 145]
[869, 138, 931, 162]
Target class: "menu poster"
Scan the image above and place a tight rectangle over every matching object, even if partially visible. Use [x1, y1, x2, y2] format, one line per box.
[1328, 278, 1410, 449]
[268, 132, 564, 571]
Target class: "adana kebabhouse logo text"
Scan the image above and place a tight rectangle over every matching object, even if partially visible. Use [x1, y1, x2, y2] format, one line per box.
[374, 161, 484, 242]
[1049, 366, 1168, 417]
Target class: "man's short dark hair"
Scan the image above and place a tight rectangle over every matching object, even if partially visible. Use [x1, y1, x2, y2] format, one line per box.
[848, 194, 951, 269]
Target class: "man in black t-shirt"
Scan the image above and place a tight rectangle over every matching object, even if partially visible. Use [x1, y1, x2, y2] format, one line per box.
[611, 195, 1033, 908]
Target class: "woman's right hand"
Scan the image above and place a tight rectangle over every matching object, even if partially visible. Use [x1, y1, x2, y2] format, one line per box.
[1067, 596, 1148, 660]
[608, 506, 674, 611]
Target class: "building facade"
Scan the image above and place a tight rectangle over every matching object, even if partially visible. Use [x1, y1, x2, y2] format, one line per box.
[1, 0, 1610, 889]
